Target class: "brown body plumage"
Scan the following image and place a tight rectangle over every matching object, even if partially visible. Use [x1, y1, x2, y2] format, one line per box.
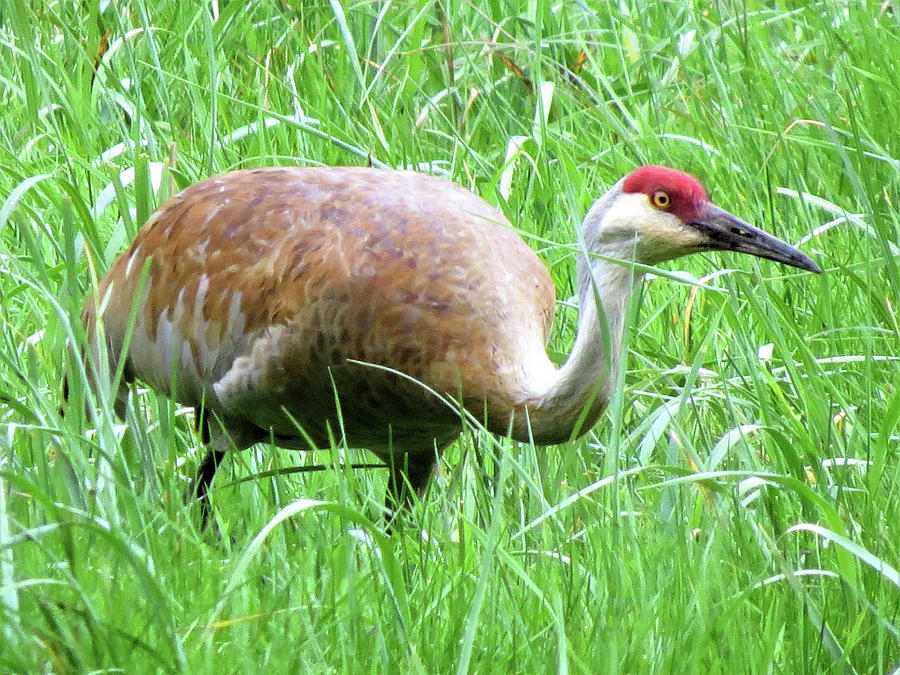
[85, 167, 563, 512]
[82, 164, 820, 522]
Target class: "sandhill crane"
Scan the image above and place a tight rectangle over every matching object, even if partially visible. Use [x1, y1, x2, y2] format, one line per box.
[79, 165, 820, 524]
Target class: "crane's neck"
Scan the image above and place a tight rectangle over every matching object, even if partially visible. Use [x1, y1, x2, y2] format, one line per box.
[517, 184, 641, 444]
[520, 253, 638, 444]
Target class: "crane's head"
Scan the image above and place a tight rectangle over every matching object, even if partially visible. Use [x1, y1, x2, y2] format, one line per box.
[585, 165, 821, 273]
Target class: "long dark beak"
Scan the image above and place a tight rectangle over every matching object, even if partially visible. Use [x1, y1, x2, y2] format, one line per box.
[691, 203, 821, 273]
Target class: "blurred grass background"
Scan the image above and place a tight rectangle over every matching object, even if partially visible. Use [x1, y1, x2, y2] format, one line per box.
[0, 0, 898, 671]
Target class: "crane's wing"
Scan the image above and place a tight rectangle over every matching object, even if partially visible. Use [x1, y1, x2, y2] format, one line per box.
[85, 167, 556, 445]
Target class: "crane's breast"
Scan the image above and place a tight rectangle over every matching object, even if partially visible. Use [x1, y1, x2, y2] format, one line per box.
[88, 167, 556, 442]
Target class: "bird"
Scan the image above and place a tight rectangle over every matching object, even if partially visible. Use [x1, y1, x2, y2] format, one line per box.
[78, 164, 820, 524]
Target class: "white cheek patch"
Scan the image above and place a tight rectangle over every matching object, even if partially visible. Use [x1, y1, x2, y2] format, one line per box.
[599, 192, 659, 234]
[642, 216, 706, 250]
[599, 193, 705, 262]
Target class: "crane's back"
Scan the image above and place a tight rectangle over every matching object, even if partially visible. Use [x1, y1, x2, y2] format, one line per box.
[85, 167, 556, 454]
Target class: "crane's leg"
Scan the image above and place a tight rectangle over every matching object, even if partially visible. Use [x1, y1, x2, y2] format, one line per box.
[189, 406, 225, 530]
[192, 447, 227, 530]
[188, 409, 261, 530]
[386, 452, 437, 522]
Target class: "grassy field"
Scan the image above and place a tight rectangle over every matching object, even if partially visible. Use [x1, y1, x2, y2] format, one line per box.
[1, 0, 898, 672]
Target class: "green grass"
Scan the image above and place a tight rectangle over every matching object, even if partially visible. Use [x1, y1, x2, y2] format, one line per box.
[1, 0, 898, 671]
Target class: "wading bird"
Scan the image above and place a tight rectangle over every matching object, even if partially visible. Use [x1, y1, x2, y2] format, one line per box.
[80, 165, 820, 523]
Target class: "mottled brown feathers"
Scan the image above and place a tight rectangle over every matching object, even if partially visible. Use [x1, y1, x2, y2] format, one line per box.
[87, 167, 557, 457]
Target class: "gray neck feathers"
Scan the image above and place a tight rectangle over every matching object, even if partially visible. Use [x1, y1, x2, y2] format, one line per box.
[523, 180, 642, 444]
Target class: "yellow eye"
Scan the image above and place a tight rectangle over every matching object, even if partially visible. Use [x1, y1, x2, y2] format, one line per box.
[651, 190, 671, 208]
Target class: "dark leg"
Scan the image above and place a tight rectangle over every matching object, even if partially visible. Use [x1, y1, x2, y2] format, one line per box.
[190, 406, 224, 530]
[386, 452, 437, 525]
[191, 447, 226, 530]
[188, 410, 262, 531]
[196, 405, 211, 444]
